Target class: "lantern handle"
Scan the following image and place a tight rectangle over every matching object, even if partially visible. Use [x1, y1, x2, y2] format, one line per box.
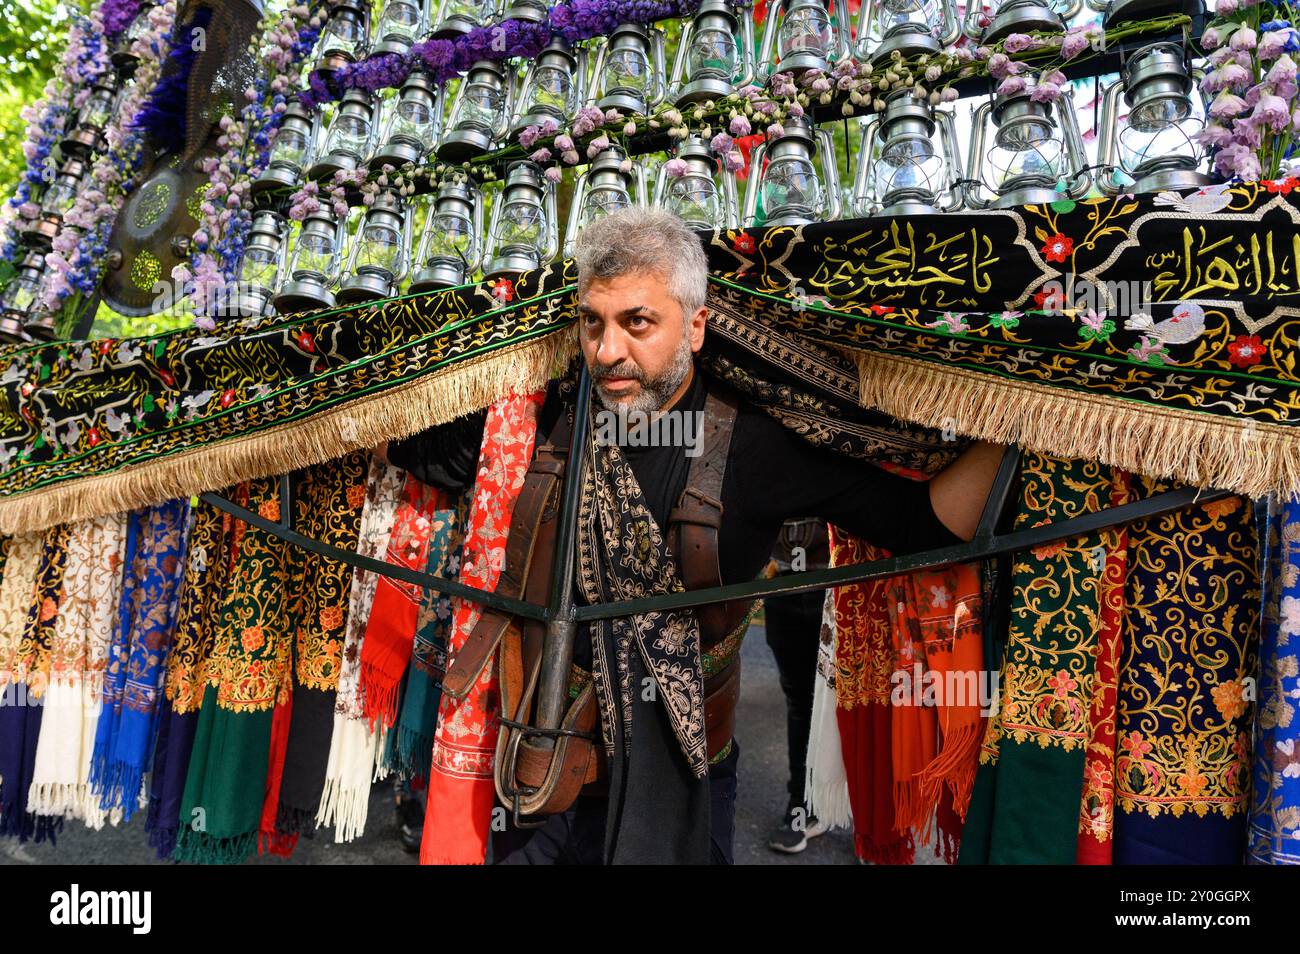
[722, 164, 741, 230]
[648, 27, 669, 109]
[1093, 75, 1127, 197]
[584, 36, 609, 109]
[396, 193, 414, 285]
[816, 127, 843, 221]
[853, 0, 874, 62]
[741, 139, 769, 226]
[936, 107, 966, 212]
[652, 153, 671, 207]
[963, 98, 994, 210]
[563, 170, 589, 260]
[736, 5, 757, 90]
[851, 113, 880, 217]
[469, 186, 486, 275]
[543, 178, 560, 262]
[667, 16, 697, 104]
[1057, 91, 1093, 199]
[571, 45, 590, 121]
[831, 0, 853, 64]
[938, 0, 962, 46]
[755, 0, 786, 84]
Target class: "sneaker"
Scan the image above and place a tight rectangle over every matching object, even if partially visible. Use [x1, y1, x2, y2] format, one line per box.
[395, 792, 425, 853]
[766, 803, 826, 854]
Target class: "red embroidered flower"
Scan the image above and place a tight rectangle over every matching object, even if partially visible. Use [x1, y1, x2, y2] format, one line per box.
[220, 388, 237, 408]
[869, 303, 895, 315]
[491, 278, 515, 303]
[241, 625, 265, 654]
[1265, 178, 1298, 194]
[1040, 233, 1074, 263]
[86, 427, 101, 447]
[157, 368, 175, 387]
[732, 232, 756, 254]
[1227, 334, 1266, 368]
[296, 329, 316, 353]
[1033, 287, 1064, 312]
[98, 340, 113, 356]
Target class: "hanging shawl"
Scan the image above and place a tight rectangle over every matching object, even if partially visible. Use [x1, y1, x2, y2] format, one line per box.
[422, 392, 542, 865]
[1076, 473, 1131, 864]
[804, 588, 852, 830]
[147, 497, 236, 857]
[959, 454, 1122, 864]
[275, 452, 367, 839]
[1112, 487, 1258, 864]
[389, 490, 469, 778]
[29, 513, 128, 829]
[1250, 496, 1300, 864]
[0, 524, 71, 842]
[360, 474, 446, 730]
[174, 479, 299, 864]
[259, 686, 296, 857]
[89, 499, 190, 821]
[0, 532, 42, 836]
[318, 456, 405, 842]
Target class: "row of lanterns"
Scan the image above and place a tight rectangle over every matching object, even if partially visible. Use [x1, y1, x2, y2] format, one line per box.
[0, 2, 158, 343]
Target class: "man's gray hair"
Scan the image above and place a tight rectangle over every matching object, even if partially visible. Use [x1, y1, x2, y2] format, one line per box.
[573, 207, 709, 316]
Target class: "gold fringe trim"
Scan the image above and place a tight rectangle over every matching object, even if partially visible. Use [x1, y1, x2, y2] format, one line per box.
[0, 330, 577, 536]
[854, 349, 1300, 498]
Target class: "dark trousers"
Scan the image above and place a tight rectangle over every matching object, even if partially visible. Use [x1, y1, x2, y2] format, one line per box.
[493, 740, 741, 865]
[763, 588, 823, 808]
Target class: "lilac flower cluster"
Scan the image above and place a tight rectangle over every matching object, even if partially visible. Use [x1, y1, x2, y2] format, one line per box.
[1198, 2, 1300, 181]
[101, 0, 145, 37]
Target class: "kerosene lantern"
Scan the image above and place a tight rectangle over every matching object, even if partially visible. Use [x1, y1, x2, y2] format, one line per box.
[504, 0, 547, 20]
[483, 161, 558, 279]
[231, 210, 289, 317]
[253, 101, 319, 194]
[372, 0, 428, 56]
[964, 0, 1079, 44]
[62, 77, 120, 156]
[371, 69, 441, 169]
[308, 89, 378, 179]
[110, 1, 156, 72]
[1085, 0, 1193, 29]
[756, 0, 852, 80]
[1095, 41, 1210, 194]
[337, 190, 412, 303]
[667, 0, 756, 106]
[428, 0, 499, 38]
[563, 146, 647, 258]
[852, 89, 964, 215]
[855, 0, 960, 65]
[437, 60, 513, 161]
[315, 0, 371, 73]
[0, 252, 49, 342]
[23, 158, 88, 248]
[588, 23, 667, 115]
[741, 115, 842, 226]
[653, 135, 740, 229]
[510, 38, 587, 139]
[965, 73, 1090, 208]
[273, 206, 347, 312]
[410, 179, 484, 291]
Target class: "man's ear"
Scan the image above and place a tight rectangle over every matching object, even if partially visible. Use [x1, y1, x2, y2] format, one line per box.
[688, 305, 708, 353]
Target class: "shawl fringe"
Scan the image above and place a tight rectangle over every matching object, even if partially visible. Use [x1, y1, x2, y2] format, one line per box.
[0, 330, 575, 537]
[274, 802, 316, 839]
[854, 349, 1300, 500]
[855, 829, 915, 865]
[173, 827, 259, 865]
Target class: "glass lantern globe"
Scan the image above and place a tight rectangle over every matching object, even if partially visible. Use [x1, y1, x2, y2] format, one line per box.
[762, 154, 825, 220]
[779, 5, 833, 60]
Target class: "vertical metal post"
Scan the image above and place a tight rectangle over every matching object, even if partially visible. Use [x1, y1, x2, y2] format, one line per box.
[534, 365, 593, 734]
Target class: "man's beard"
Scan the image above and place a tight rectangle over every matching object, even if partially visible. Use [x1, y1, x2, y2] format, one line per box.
[591, 332, 694, 414]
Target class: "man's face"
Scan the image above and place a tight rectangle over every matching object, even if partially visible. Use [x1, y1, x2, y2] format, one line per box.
[578, 269, 707, 413]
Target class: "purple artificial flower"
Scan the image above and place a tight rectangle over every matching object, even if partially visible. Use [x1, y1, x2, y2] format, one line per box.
[586, 133, 610, 158]
[1061, 29, 1091, 59]
[1214, 141, 1260, 180]
[561, 149, 580, 164]
[729, 114, 751, 136]
[1230, 26, 1258, 50]
[710, 131, 734, 155]
[555, 133, 575, 152]
[663, 157, 688, 177]
[722, 149, 745, 173]
[1253, 92, 1291, 131]
[1209, 91, 1249, 118]
[997, 75, 1027, 96]
[1003, 33, 1033, 53]
[1194, 122, 1234, 147]
[545, 166, 563, 183]
[1217, 0, 1238, 14]
[519, 124, 542, 148]
[530, 147, 552, 162]
[987, 52, 1011, 79]
[1268, 54, 1298, 85]
[1201, 26, 1222, 50]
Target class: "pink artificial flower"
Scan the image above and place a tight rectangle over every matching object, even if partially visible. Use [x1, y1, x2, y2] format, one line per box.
[518, 124, 541, 148]
[1230, 26, 1257, 50]
[663, 158, 688, 177]
[729, 115, 751, 136]
[1201, 26, 1222, 49]
[1268, 54, 1298, 85]
[1003, 33, 1033, 53]
[544, 166, 563, 183]
[997, 75, 1027, 96]
[561, 149, 579, 164]
[586, 134, 610, 158]
[554, 134, 574, 152]
[530, 147, 552, 163]
[1209, 91, 1249, 119]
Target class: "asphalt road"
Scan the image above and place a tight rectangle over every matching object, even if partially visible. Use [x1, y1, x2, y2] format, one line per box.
[2, 620, 877, 866]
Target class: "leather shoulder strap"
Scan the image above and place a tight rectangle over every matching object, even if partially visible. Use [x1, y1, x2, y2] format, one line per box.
[669, 388, 742, 642]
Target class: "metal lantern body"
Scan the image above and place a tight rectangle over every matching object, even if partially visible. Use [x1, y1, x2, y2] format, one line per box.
[0, 252, 48, 342]
[505, 0, 548, 21]
[1085, 0, 1202, 29]
[438, 60, 513, 162]
[484, 161, 558, 279]
[855, 0, 959, 65]
[757, 0, 851, 79]
[411, 180, 484, 291]
[1096, 42, 1209, 195]
[511, 39, 586, 138]
[853, 89, 964, 215]
[24, 158, 87, 247]
[742, 115, 842, 227]
[590, 23, 667, 115]
[63, 78, 119, 155]
[231, 211, 288, 317]
[372, 0, 427, 56]
[253, 101, 319, 194]
[111, 1, 156, 71]
[273, 207, 347, 312]
[430, 0, 498, 38]
[966, 78, 1090, 209]
[371, 70, 441, 169]
[564, 146, 647, 258]
[668, 0, 756, 106]
[965, 0, 1078, 43]
[653, 135, 740, 229]
[315, 0, 371, 72]
[308, 90, 378, 180]
[338, 190, 412, 303]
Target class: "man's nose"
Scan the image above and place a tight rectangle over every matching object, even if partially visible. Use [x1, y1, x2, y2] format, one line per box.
[594, 324, 630, 367]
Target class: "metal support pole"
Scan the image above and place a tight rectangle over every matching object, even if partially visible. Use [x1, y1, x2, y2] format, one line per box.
[534, 366, 593, 735]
